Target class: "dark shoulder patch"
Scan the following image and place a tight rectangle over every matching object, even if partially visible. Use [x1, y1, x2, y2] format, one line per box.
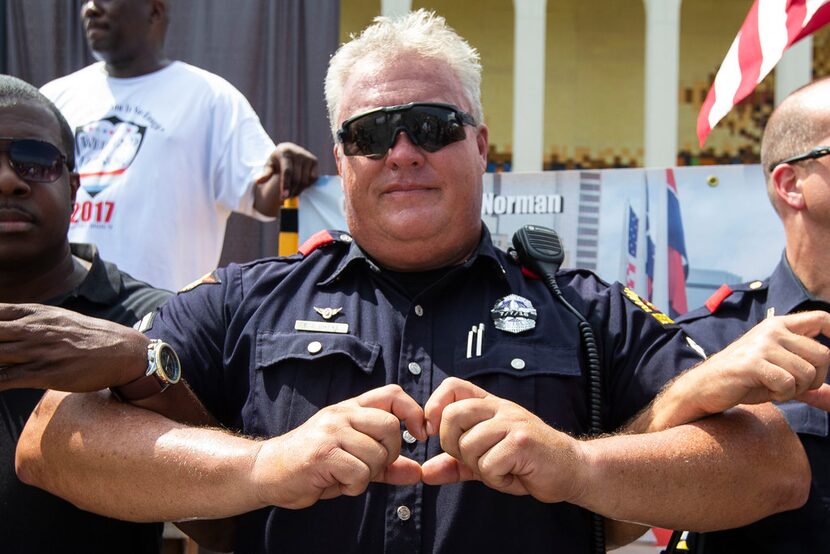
[179, 270, 221, 293]
[622, 286, 675, 325]
[298, 230, 352, 256]
[704, 284, 733, 313]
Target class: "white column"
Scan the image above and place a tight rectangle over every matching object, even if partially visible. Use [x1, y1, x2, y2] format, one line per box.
[643, 0, 682, 168]
[775, 36, 813, 105]
[512, 0, 547, 172]
[381, 0, 411, 18]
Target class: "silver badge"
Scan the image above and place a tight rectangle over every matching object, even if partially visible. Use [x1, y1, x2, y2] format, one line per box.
[491, 294, 537, 334]
[313, 306, 343, 320]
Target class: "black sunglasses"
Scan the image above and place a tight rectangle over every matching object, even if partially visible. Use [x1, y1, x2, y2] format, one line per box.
[0, 137, 70, 183]
[336, 102, 477, 158]
[768, 146, 830, 172]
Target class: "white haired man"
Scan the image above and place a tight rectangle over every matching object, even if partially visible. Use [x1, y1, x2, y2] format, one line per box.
[13, 10, 830, 553]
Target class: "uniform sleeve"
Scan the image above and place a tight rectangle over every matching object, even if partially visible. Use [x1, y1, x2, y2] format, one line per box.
[566, 276, 703, 430]
[207, 84, 276, 220]
[144, 266, 244, 426]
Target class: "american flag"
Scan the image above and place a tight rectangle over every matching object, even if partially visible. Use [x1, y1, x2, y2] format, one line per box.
[697, 0, 830, 146]
[645, 188, 655, 301]
[666, 169, 689, 318]
[626, 206, 640, 290]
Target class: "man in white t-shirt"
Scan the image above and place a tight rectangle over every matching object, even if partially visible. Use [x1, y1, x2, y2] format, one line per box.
[41, 0, 318, 291]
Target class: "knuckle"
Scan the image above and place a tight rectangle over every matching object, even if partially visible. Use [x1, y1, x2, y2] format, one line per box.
[382, 383, 404, 396]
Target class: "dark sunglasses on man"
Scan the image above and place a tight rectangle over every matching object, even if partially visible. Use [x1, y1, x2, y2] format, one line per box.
[0, 137, 71, 183]
[337, 102, 477, 158]
[768, 145, 830, 172]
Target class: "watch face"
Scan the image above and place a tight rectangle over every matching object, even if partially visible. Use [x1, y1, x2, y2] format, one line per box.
[158, 344, 182, 383]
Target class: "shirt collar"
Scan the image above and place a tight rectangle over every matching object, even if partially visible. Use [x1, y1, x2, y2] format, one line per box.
[767, 251, 829, 314]
[49, 243, 122, 305]
[319, 224, 507, 287]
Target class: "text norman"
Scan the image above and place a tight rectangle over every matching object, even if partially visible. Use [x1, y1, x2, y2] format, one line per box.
[481, 193, 564, 215]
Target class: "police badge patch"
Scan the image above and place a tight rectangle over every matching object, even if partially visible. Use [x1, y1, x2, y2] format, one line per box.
[491, 294, 537, 334]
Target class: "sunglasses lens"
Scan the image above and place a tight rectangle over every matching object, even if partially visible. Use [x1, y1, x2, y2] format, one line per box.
[340, 105, 470, 157]
[342, 114, 394, 157]
[8, 140, 64, 182]
[406, 108, 466, 152]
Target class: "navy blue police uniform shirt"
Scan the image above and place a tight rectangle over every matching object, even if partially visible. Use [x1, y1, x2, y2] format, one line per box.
[678, 254, 830, 553]
[147, 227, 701, 554]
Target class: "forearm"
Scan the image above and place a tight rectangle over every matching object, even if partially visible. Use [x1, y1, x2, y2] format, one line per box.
[16, 390, 268, 522]
[626, 363, 714, 434]
[574, 404, 809, 531]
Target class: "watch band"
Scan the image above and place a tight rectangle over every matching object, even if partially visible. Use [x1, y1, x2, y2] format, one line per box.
[111, 372, 166, 402]
[111, 339, 178, 402]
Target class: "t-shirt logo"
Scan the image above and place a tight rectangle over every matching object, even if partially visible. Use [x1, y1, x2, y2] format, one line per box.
[75, 115, 146, 197]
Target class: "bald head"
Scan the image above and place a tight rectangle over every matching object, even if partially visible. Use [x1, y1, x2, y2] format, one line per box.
[762, 77, 830, 179]
[760, 77, 830, 213]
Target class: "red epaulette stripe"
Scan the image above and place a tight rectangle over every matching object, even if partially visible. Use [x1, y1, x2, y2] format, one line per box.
[521, 266, 541, 280]
[298, 230, 335, 256]
[705, 284, 733, 313]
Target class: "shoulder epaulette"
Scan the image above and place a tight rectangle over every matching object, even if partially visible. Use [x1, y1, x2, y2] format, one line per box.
[298, 230, 351, 256]
[704, 284, 733, 313]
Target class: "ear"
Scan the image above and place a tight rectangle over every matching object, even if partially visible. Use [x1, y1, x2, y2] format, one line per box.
[475, 123, 489, 173]
[150, 0, 167, 26]
[68, 172, 80, 204]
[770, 164, 806, 210]
[333, 143, 344, 177]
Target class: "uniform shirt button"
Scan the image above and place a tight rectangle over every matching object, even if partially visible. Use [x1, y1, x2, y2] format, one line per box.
[396, 505, 412, 521]
[402, 430, 417, 444]
[510, 358, 526, 370]
[307, 341, 323, 354]
[407, 362, 422, 375]
[414, 305, 424, 317]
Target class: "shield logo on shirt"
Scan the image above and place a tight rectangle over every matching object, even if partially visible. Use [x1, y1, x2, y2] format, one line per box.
[74, 115, 147, 197]
[491, 294, 537, 334]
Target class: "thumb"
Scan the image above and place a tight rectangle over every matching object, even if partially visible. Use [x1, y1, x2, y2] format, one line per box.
[421, 452, 477, 485]
[375, 455, 422, 486]
[254, 164, 275, 185]
[797, 383, 830, 412]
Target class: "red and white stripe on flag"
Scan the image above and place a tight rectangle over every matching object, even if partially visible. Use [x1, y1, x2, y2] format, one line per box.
[697, 0, 830, 147]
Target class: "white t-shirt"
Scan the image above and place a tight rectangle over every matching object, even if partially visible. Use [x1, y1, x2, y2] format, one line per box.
[41, 61, 276, 291]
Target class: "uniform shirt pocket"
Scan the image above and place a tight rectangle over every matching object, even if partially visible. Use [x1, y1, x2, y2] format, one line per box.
[250, 332, 383, 436]
[453, 341, 581, 380]
[256, 332, 381, 375]
[452, 341, 585, 431]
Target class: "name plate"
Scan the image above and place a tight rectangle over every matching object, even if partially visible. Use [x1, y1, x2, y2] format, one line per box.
[294, 320, 349, 334]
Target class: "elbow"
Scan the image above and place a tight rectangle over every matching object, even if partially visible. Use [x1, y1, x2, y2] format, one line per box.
[776, 447, 811, 512]
[14, 390, 69, 493]
[15, 423, 47, 490]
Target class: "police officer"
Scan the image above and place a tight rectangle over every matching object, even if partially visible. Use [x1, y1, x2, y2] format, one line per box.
[13, 10, 830, 554]
[677, 76, 830, 553]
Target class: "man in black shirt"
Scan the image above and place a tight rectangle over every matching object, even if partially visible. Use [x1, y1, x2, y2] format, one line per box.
[0, 75, 170, 553]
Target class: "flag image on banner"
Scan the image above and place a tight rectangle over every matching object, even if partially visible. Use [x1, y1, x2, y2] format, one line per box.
[645, 182, 655, 302]
[666, 169, 689, 318]
[623, 204, 641, 290]
[697, 0, 830, 146]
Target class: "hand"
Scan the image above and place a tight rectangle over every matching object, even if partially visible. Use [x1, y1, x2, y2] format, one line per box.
[256, 141, 319, 201]
[690, 311, 830, 414]
[0, 303, 149, 392]
[251, 384, 426, 509]
[420, 377, 586, 503]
